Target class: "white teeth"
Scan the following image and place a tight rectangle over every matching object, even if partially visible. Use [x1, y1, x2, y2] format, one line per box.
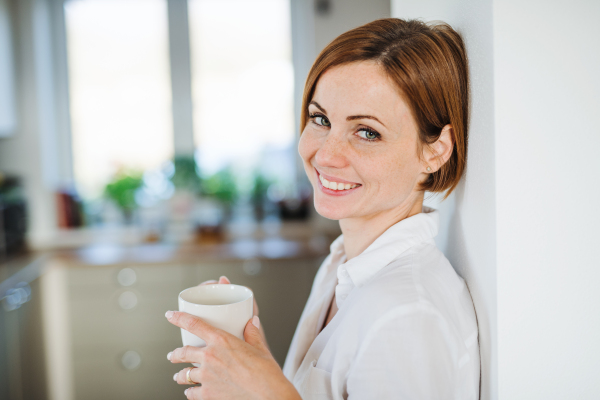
[318, 173, 359, 191]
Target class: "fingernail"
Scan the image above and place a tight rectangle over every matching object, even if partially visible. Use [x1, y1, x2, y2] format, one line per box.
[184, 388, 189, 396]
[252, 315, 260, 329]
[173, 373, 178, 381]
[220, 275, 229, 282]
[165, 310, 174, 319]
[167, 351, 173, 361]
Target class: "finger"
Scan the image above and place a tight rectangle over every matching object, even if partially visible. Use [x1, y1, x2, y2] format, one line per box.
[166, 311, 220, 343]
[253, 298, 259, 316]
[218, 275, 230, 284]
[198, 279, 217, 286]
[169, 345, 204, 364]
[243, 316, 268, 352]
[185, 386, 202, 400]
[174, 367, 201, 385]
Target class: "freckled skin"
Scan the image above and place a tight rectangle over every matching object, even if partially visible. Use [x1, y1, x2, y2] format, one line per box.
[298, 61, 432, 260]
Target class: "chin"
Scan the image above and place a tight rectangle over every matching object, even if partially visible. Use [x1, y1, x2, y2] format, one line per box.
[313, 197, 351, 221]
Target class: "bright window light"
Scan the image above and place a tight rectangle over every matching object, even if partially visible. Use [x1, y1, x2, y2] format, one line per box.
[64, 0, 174, 199]
[188, 0, 295, 182]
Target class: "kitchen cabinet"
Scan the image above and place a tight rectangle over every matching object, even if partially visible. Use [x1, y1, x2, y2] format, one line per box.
[0, 278, 48, 400]
[38, 246, 324, 400]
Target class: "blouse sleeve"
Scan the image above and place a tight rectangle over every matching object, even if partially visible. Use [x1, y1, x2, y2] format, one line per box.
[346, 304, 461, 399]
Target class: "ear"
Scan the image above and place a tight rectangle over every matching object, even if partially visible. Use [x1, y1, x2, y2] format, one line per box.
[422, 124, 454, 172]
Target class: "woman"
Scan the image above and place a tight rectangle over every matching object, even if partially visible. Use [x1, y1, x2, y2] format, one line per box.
[165, 18, 480, 399]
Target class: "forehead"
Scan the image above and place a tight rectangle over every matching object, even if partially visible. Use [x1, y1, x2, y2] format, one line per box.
[311, 61, 410, 123]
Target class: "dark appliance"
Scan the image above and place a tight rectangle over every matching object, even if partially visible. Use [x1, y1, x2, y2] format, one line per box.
[0, 174, 27, 260]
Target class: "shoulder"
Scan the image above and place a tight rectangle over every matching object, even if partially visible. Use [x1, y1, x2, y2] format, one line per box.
[347, 240, 477, 346]
[353, 240, 466, 311]
[336, 242, 480, 398]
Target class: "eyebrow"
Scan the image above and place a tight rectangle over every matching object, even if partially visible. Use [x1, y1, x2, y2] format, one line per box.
[309, 101, 386, 128]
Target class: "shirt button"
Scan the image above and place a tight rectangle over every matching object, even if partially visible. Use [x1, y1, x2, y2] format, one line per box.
[340, 293, 347, 300]
[340, 269, 349, 278]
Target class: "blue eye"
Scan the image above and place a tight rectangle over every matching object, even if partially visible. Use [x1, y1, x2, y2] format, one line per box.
[356, 128, 381, 141]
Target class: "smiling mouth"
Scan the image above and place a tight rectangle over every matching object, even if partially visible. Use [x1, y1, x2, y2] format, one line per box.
[316, 170, 362, 191]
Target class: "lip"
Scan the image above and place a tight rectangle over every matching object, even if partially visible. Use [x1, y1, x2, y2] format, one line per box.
[315, 168, 362, 196]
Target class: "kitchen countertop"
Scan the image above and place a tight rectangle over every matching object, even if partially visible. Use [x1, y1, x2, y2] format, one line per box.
[0, 232, 335, 301]
[53, 235, 332, 266]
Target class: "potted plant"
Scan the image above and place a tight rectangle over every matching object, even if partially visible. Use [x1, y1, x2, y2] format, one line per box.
[169, 155, 202, 194]
[201, 166, 238, 217]
[104, 171, 143, 223]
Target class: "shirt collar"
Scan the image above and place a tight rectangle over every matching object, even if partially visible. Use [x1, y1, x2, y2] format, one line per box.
[336, 206, 439, 289]
[329, 234, 345, 257]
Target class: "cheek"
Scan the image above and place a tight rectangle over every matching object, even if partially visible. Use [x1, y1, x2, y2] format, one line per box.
[364, 150, 420, 194]
[298, 129, 318, 165]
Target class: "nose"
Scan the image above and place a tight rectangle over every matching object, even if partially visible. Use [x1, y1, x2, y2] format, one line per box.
[314, 130, 349, 169]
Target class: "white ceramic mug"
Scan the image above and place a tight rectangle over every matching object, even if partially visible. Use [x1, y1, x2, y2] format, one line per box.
[178, 284, 254, 367]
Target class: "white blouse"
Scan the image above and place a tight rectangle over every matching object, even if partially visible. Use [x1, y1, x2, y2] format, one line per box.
[282, 207, 480, 399]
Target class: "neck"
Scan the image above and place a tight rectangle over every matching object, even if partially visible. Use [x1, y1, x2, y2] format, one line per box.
[339, 191, 424, 260]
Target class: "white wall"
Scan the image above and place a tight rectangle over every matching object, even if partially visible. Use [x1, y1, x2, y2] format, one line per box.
[495, 0, 600, 398]
[394, 0, 600, 399]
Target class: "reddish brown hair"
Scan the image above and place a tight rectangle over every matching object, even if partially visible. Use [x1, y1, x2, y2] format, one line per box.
[300, 18, 470, 198]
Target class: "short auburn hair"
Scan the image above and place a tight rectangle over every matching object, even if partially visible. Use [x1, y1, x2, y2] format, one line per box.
[300, 18, 470, 198]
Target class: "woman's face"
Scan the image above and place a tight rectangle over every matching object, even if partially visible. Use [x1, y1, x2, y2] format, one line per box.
[298, 61, 428, 221]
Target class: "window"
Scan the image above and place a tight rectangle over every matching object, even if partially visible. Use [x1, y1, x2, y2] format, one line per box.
[188, 0, 295, 181]
[65, 0, 174, 198]
[64, 0, 295, 202]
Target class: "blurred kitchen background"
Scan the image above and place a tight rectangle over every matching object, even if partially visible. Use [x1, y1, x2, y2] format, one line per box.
[4, 0, 600, 399]
[0, 0, 390, 399]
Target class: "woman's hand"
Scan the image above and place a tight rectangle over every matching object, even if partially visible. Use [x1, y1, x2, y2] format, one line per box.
[166, 311, 300, 400]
